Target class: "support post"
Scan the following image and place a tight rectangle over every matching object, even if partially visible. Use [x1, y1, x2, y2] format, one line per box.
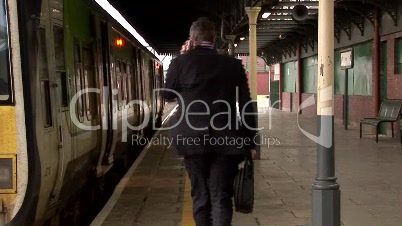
[297, 41, 302, 114]
[313, 1, 341, 226]
[245, 6, 261, 159]
[344, 70, 348, 130]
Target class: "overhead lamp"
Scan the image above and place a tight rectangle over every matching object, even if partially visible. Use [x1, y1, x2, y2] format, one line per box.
[239, 37, 245, 41]
[262, 12, 271, 19]
[234, 44, 238, 47]
[116, 38, 124, 47]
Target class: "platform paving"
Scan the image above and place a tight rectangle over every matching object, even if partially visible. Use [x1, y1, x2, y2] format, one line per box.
[95, 100, 402, 226]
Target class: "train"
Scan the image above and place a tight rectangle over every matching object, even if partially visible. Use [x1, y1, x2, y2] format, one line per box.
[0, 0, 164, 225]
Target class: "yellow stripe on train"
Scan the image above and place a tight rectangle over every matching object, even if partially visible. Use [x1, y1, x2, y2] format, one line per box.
[0, 106, 18, 209]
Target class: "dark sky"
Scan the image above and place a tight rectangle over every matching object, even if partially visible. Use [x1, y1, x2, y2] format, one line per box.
[108, 0, 232, 52]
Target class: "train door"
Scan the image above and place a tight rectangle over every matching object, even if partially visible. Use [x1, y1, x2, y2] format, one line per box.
[48, 19, 69, 207]
[35, 0, 65, 215]
[137, 49, 145, 134]
[97, 20, 113, 174]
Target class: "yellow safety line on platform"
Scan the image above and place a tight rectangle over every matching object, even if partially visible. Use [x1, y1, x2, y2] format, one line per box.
[181, 173, 195, 226]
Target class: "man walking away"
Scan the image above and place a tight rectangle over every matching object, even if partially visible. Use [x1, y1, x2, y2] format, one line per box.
[162, 17, 257, 226]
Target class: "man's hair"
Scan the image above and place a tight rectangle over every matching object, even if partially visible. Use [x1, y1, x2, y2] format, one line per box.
[189, 17, 216, 44]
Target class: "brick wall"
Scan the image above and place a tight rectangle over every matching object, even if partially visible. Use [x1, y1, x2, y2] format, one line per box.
[301, 93, 316, 116]
[334, 95, 344, 122]
[385, 36, 402, 99]
[257, 72, 269, 95]
[382, 32, 402, 137]
[292, 92, 299, 113]
[282, 92, 292, 112]
[349, 96, 375, 127]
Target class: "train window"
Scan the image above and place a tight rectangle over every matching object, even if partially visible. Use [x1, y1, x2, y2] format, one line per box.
[74, 40, 84, 121]
[137, 51, 144, 102]
[38, 28, 49, 80]
[126, 76, 132, 103]
[53, 26, 68, 107]
[0, 0, 11, 104]
[83, 46, 97, 119]
[0, 0, 10, 102]
[38, 28, 53, 127]
[115, 60, 121, 72]
[41, 80, 53, 128]
[121, 62, 127, 74]
[121, 75, 126, 106]
[117, 76, 122, 108]
[127, 64, 132, 104]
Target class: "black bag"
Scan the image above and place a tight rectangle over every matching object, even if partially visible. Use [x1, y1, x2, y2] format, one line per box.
[233, 152, 254, 213]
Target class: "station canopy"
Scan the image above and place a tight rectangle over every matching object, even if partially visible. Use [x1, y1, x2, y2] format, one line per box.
[108, 0, 399, 62]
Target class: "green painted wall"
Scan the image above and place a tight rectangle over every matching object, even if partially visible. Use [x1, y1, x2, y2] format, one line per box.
[282, 61, 297, 92]
[302, 56, 317, 94]
[334, 49, 345, 94]
[348, 42, 373, 96]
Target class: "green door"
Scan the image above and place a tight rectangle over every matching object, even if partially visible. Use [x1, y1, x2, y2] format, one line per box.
[270, 80, 280, 109]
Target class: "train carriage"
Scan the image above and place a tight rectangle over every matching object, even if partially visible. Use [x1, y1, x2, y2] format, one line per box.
[0, 0, 164, 225]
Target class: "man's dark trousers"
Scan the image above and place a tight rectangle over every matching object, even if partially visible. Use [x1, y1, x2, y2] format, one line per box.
[184, 153, 242, 226]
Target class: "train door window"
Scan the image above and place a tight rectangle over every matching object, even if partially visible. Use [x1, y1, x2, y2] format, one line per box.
[127, 64, 132, 102]
[115, 60, 121, 72]
[121, 61, 127, 106]
[115, 60, 122, 109]
[0, 0, 11, 103]
[121, 61, 127, 74]
[53, 25, 68, 107]
[137, 51, 143, 102]
[83, 46, 97, 120]
[74, 40, 84, 121]
[131, 56, 138, 102]
[38, 27, 53, 127]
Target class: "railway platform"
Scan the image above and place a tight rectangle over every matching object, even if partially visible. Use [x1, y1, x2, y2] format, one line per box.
[90, 100, 402, 226]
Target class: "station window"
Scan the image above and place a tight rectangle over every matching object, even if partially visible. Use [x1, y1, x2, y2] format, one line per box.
[38, 27, 53, 127]
[395, 38, 402, 74]
[0, 0, 11, 103]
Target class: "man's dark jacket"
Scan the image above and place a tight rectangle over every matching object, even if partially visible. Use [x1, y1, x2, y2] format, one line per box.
[162, 46, 257, 155]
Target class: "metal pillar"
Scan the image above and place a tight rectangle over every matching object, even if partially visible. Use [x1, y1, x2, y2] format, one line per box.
[226, 35, 237, 56]
[312, 1, 340, 226]
[297, 41, 302, 114]
[245, 7, 261, 159]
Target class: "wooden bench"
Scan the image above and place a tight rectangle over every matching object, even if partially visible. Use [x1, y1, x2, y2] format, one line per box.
[360, 99, 402, 143]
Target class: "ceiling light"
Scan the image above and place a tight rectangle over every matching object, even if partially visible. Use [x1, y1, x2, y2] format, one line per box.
[234, 44, 238, 47]
[262, 12, 271, 19]
[240, 37, 245, 41]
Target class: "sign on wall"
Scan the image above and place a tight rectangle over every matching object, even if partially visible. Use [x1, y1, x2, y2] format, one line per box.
[340, 48, 353, 69]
